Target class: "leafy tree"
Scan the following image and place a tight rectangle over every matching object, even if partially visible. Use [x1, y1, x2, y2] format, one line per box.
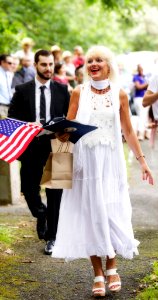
[0, 0, 158, 55]
[86, 0, 143, 16]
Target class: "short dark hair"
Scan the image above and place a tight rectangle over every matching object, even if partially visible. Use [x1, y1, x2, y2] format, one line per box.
[0, 54, 11, 64]
[75, 64, 84, 76]
[54, 62, 63, 74]
[34, 49, 52, 63]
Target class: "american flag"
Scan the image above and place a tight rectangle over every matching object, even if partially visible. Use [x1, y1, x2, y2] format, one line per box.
[0, 118, 43, 163]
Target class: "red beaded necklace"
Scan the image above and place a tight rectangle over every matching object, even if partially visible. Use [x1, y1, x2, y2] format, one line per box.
[91, 85, 110, 94]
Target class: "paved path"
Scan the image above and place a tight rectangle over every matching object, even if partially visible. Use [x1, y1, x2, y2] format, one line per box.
[1, 138, 157, 230]
[0, 138, 158, 300]
[129, 138, 158, 229]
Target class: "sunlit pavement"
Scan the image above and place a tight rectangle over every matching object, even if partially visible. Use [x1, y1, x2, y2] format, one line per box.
[128, 136, 158, 229]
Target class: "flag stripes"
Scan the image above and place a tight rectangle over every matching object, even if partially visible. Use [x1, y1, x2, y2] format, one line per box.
[0, 118, 43, 163]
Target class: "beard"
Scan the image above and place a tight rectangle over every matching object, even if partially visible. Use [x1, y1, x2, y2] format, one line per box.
[36, 69, 53, 80]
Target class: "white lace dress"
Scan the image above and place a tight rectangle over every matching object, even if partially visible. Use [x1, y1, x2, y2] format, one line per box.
[52, 87, 139, 260]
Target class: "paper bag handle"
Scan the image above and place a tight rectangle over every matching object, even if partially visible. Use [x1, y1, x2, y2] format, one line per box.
[57, 142, 70, 153]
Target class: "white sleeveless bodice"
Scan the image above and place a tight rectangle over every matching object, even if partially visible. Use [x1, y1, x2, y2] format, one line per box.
[82, 90, 115, 149]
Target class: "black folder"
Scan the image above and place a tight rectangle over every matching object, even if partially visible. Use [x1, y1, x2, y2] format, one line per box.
[42, 117, 97, 144]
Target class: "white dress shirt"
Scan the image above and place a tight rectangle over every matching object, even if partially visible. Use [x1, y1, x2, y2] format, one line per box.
[35, 78, 51, 123]
[148, 74, 158, 120]
[0, 66, 13, 105]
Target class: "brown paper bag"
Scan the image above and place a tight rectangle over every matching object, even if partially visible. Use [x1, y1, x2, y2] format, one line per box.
[40, 141, 73, 189]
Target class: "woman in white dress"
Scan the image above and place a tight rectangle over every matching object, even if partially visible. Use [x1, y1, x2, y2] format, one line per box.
[52, 46, 153, 298]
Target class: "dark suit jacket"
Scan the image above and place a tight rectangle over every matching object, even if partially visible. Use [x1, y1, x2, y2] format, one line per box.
[8, 79, 70, 164]
[9, 79, 70, 122]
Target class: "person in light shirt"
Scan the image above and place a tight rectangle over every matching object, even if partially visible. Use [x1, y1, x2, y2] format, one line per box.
[143, 74, 158, 147]
[143, 74, 158, 122]
[14, 37, 35, 64]
[0, 54, 13, 118]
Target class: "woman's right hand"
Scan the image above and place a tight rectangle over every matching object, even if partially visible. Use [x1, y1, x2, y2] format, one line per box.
[147, 121, 158, 129]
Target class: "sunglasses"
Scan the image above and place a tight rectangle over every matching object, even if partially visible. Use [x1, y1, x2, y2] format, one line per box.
[6, 61, 13, 65]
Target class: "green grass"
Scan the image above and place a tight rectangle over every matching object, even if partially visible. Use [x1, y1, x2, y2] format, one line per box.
[0, 216, 35, 299]
[0, 225, 17, 245]
[136, 260, 158, 299]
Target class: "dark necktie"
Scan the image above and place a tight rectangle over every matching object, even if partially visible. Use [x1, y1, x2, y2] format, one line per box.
[40, 85, 46, 124]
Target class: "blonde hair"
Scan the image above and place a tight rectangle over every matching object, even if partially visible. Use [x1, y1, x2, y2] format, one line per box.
[85, 45, 119, 82]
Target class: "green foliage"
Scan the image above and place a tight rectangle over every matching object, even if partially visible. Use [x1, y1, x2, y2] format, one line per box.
[136, 261, 158, 300]
[86, 0, 143, 13]
[0, 0, 123, 53]
[130, 33, 158, 52]
[0, 0, 158, 54]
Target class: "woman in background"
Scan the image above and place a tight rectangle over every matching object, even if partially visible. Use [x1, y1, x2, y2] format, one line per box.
[53, 62, 73, 93]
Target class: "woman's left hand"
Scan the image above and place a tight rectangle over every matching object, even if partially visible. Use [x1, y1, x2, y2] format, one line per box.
[55, 132, 70, 143]
[141, 163, 154, 185]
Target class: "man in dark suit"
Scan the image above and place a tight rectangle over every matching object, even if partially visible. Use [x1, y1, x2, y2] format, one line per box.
[8, 49, 70, 255]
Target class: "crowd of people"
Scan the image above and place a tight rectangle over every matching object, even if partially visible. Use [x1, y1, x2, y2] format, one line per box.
[0, 38, 85, 119]
[0, 36, 157, 144]
[0, 37, 157, 298]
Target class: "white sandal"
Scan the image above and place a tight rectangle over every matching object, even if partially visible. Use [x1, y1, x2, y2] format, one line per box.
[106, 268, 121, 292]
[92, 276, 106, 298]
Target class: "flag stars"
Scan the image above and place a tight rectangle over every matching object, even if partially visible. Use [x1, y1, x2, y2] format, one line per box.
[0, 119, 24, 136]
